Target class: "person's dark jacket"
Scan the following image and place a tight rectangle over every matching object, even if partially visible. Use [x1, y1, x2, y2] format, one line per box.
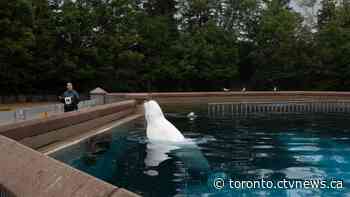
[60, 90, 80, 112]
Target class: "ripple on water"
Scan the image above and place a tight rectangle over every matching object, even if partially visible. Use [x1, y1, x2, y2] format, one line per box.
[255, 153, 271, 158]
[288, 146, 321, 152]
[293, 155, 324, 163]
[247, 169, 274, 178]
[253, 145, 275, 149]
[187, 134, 216, 144]
[286, 142, 319, 146]
[289, 137, 321, 142]
[126, 132, 148, 143]
[260, 137, 273, 140]
[332, 137, 350, 140]
[332, 155, 347, 164]
[280, 167, 327, 179]
[144, 170, 159, 176]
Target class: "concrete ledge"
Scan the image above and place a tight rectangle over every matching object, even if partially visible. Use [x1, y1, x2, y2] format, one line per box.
[0, 135, 139, 197]
[107, 91, 350, 98]
[41, 113, 143, 155]
[106, 91, 350, 104]
[111, 189, 140, 197]
[0, 100, 137, 141]
[20, 109, 136, 149]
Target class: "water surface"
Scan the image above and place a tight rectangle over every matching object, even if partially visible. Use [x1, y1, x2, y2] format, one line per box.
[52, 106, 350, 196]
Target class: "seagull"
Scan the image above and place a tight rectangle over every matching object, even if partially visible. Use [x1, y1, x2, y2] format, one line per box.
[223, 88, 230, 92]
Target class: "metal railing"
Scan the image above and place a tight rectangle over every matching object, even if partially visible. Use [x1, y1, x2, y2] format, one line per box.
[208, 100, 350, 117]
[0, 99, 99, 125]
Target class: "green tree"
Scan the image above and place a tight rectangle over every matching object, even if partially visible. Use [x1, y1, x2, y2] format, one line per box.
[31, 0, 58, 93]
[251, 0, 304, 89]
[0, 0, 35, 94]
[317, 0, 336, 28]
[46, 0, 143, 92]
[171, 22, 239, 90]
[315, 3, 350, 90]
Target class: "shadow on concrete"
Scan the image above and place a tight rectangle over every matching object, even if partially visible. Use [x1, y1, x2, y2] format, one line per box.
[0, 184, 16, 197]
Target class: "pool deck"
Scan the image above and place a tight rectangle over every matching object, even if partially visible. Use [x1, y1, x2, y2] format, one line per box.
[0, 99, 141, 197]
[2, 91, 350, 197]
[0, 135, 139, 197]
[40, 113, 143, 155]
[0, 102, 58, 111]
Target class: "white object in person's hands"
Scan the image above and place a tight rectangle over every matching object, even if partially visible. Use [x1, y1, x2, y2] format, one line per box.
[64, 97, 72, 105]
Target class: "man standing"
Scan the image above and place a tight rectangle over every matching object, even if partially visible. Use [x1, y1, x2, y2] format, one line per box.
[59, 82, 80, 112]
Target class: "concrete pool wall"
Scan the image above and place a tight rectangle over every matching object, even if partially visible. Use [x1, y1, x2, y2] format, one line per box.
[102, 91, 350, 104]
[2, 91, 350, 197]
[0, 135, 139, 197]
[0, 100, 138, 149]
[0, 99, 140, 197]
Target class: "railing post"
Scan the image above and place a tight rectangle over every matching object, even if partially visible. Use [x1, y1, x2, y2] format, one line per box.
[15, 109, 24, 121]
[90, 87, 107, 105]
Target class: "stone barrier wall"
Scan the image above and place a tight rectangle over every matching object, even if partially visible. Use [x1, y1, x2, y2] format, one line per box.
[0, 94, 90, 104]
[0, 100, 137, 149]
[0, 135, 139, 197]
[0, 100, 140, 197]
[105, 91, 350, 104]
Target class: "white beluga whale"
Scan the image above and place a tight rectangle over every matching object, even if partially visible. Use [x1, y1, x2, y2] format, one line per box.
[143, 100, 210, 176]
[144, 100, 185, 142]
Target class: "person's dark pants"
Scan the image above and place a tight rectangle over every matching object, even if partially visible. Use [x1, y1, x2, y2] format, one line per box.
[64, 105, 78, 112]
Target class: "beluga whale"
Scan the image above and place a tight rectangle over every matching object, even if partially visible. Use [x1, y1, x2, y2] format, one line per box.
[143, 100, 210, 176]
[144, 100, 185, 142]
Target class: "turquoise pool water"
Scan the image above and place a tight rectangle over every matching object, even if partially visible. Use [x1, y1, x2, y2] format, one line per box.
[52, 106, 350, 196]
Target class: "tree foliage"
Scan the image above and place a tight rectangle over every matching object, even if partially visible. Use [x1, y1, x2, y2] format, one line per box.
[0, 0, 349, 94]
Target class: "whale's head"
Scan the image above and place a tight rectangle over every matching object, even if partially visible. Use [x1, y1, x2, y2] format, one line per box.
[144, 100, 165, 124]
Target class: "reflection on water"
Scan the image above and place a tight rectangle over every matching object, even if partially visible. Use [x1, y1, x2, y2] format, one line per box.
[144, 139, 210, 179]
[144, 142, 179, 168]
[52, 110, 350, 197]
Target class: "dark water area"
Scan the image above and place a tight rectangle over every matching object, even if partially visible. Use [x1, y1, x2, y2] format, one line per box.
[52, 105, 350, 196]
